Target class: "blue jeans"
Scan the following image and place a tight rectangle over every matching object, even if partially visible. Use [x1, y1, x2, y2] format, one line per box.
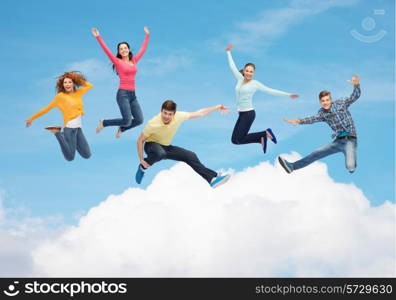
[144, 142, 218, 184]
[103, 89, 143, 132]
[55, 128, 91, 161]
[231, 110, 266, 144]
[292, 137, 357, 172]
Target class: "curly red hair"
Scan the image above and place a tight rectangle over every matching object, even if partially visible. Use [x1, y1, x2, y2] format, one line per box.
[56, 71, 87, 93]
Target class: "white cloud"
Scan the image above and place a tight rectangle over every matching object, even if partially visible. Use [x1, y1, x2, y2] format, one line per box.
[0, 203, 38, 275]
[65, 53, 193, 80]
[0, 194, 63, 276]
[0, 230, 36, 276]
[66, 58, 113, 82]
[141, 52, 193, 76]
[209, 0, 359, 53]
[32, 58, 115, 91]
[31, 154, 395, 277]
[271, 58, 394, 103]
[0, 190, 5, 224]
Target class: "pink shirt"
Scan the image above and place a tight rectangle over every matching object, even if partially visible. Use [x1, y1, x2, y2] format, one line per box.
[96, 33, 149, 91]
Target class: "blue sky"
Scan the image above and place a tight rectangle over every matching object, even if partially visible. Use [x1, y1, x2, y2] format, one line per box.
[0, 0, 394, 224]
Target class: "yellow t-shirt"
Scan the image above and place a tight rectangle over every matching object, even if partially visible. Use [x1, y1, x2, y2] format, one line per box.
[28, 81, 93, 127]
[143, 111, 190, 146]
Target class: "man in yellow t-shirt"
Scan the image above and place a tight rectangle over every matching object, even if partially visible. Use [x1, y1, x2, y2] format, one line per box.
[136, 100, 231, 188]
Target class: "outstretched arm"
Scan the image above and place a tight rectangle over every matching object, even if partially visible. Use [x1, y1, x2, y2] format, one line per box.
[133, 27, 150, 63]
[137, 133, 151, 169]
[25, 97, 58, 127]
[344, 75, 361, 107]
[256, 81, 298, 98]
[226, 45, 244, 81]
[283, 118, 301, 125]
[285, 114, 325, 125]
[283, 111, 326, 125]
[188, 105, 229, 119]
[91, 28, 118, 64]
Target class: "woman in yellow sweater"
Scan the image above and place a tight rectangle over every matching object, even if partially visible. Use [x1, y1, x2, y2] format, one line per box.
[25, 72, 93, 161]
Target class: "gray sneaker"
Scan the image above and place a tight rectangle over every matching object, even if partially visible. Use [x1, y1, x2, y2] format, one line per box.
[278, 156, 293, 174]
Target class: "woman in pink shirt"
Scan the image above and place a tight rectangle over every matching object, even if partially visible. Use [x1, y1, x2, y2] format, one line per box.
[92, 27, 150, 138]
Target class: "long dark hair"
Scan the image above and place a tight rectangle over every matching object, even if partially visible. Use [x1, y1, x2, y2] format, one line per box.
[239, 63, 256, 76]
[112, 42, 134, 73]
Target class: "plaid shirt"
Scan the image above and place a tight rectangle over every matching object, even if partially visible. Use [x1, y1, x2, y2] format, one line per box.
[299, 85, 361, 138]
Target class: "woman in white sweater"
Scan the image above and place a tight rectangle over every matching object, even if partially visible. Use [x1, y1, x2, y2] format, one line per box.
[226, 44, 298, 153]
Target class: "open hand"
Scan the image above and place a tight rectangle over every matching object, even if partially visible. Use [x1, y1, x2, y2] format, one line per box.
[218, 105, 230, 115]
[226, 44, 233, 51]
[144, 26, 150, 34]
[140, 160, 151, 169]
[91, 28, 99, 37]
[348, 74, 360, 86]
[283, 118, 300, 125]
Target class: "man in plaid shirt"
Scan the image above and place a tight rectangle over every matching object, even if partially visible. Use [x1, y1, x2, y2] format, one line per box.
[278, 75, 361, 174]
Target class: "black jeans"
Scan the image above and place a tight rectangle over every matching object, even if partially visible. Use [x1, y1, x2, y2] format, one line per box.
[231, 110, 266, 145]
[144, 142, 217, 184]
[103, 89, 144, 132]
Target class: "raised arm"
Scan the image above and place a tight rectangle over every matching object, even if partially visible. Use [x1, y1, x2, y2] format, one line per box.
[75, 81, 94, 96]
[343, 75, 361, 107]
[25, 97, 58, 127]
[91, 28, 118, 64]
[226, 45, 244, 81]
[133, 27, 150, 63]
[188, 105, 229, 119]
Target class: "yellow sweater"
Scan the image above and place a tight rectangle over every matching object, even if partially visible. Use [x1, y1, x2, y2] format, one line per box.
[28, 81, 93, 127]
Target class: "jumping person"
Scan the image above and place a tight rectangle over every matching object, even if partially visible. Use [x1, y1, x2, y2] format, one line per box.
[226, 44, 299, 153]
[136, 100, 231, 188]
[91, 26, 149, 138]
[25, 72, 93, 161]
[278, 75, 361, 174]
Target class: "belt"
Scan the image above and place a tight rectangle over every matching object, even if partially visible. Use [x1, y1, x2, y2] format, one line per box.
[337, 134, 357, 140]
